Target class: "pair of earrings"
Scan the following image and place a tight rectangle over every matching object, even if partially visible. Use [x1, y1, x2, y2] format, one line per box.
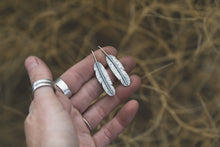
[91, 46, 130, 96]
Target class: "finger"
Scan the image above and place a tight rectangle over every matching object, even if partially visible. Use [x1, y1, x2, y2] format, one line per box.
[25, 56, 59, 110]
[25, 56, 54, 96]
[71, 56, 136, 113]
[57, 46, 117, 95]
[83, 75, 141, 129]
[93, 100, 139, 147]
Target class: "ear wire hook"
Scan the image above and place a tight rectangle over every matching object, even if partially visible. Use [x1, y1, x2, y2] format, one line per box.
[91, 50, 98, 62]
[98, 46, 108, 56]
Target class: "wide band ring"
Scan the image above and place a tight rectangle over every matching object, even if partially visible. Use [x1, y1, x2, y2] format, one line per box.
[55, 78, 72, 98]
[32, 79, 54, 93]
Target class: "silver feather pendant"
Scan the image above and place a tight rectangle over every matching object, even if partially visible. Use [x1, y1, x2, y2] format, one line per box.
[98, 46, 131, 87]
[91, 50, 115, 96]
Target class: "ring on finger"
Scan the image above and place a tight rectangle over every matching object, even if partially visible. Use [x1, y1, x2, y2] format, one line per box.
[55, 78, 72, 98]
[32, 79, 54, 93]
[83, 117, 92, 131]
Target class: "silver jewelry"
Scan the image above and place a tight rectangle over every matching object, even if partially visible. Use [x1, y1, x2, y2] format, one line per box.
[83, 117, 92, 131]
[98, 46, 130, 87]
[32, 79, 54, 93]
[92, 50, 115, 96]
[55, 78, 72, 98]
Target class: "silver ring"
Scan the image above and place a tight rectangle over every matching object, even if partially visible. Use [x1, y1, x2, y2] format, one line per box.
[32, 79, 54, 93]
[83, 118, 92, 131]
[55, 78, 72, 98]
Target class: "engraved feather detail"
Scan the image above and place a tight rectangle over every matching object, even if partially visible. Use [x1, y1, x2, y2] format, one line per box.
[92, 50, 115, 96]
[98, 46, 131, 87]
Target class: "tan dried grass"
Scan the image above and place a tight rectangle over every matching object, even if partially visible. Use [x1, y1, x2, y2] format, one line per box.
[0, 0, 220, 146]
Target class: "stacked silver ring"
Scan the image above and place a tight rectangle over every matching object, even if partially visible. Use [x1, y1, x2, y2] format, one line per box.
[32, 78, 92, 131]
[32, 79, 54, 93]
[55, 78, 72, 98]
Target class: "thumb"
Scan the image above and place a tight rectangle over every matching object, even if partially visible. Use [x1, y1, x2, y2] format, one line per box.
[25, 56, 60, 111]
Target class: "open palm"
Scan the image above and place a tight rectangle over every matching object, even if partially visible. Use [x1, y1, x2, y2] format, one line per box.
[24, 46, 141, 147]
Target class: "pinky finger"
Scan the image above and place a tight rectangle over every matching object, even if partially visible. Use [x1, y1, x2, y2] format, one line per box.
[93, 100, 139, 147]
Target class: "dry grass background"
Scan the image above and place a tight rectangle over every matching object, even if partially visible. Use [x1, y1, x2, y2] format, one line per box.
[0, 0, 220, 146]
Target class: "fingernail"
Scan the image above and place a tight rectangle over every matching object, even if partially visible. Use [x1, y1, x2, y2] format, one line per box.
[25, 56, 39, 71]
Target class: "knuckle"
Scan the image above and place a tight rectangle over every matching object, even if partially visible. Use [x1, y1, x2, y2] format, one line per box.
[82, 89, 94, 104]
[83, 82, 99, 100]
[68, 69, 84, 93]
[95, 104, 107, 120]
[24, 115, 32, 128]
[73, 69, 85, 84]
[103, 126, 113, 141]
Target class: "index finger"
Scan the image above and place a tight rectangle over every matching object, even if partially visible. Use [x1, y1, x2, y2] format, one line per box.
[59, 46, 117, 95]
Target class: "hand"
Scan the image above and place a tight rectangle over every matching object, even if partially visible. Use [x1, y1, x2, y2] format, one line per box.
[24, 46, 141, 147]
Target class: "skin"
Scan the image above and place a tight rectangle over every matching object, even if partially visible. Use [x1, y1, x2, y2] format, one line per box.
[24, 46, 141, 147]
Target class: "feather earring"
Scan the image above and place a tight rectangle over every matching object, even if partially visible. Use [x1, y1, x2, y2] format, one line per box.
[91, 50, 115, 96]
[98, 46, 131, 87]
